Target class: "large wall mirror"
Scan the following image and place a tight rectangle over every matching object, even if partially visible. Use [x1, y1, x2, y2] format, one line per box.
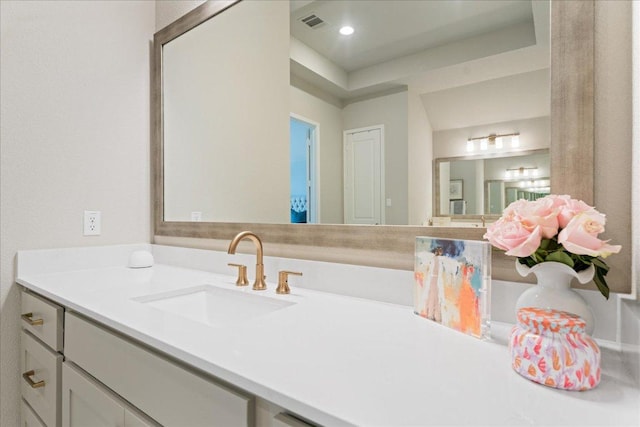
[153, 0, 594, 274]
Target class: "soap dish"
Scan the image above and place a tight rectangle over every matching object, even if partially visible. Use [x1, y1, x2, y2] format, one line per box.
[128, 250, 154, 268]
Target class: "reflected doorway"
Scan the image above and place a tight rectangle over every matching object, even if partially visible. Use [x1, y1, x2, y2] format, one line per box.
[343, 125, 384, 225]
[290, 115, 318, 223]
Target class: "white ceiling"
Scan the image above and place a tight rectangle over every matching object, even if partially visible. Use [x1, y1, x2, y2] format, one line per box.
[289, 0, 549, 115]
[291, 0, 535, 72]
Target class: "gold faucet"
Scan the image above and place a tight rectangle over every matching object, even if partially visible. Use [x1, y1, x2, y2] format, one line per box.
[227, 231, 267, 291]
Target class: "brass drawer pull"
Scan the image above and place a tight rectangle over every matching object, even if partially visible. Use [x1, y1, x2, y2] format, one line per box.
[22, 370, 45, 388]
[21, 312, 44, 326]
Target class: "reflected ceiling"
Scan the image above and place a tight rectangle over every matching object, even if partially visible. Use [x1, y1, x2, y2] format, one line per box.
[291, 0, 534, 71]
[290, 0, 549, 103]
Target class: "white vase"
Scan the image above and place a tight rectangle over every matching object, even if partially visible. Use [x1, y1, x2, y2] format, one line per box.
[515, 260, 595, 335]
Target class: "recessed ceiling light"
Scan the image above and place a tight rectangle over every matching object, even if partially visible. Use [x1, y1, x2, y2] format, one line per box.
[339, 26, 354, 36]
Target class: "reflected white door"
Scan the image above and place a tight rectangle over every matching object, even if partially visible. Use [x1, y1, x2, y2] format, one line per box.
[344, 126, 384, 224]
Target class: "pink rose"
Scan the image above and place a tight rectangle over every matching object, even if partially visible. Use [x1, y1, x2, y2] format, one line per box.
[544, 194, 571, 208]
[483, 218, 543, 257]
[509, 197, 560, 239]
[556, 198, 595, 228]
[558, 211, 622, 258]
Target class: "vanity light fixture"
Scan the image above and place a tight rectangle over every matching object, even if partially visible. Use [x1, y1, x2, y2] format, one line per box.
[339, 25, 354, 35]
[518, 179, 549, 192]
[466, 132, 520, 153]
[504, 166, 539, 179]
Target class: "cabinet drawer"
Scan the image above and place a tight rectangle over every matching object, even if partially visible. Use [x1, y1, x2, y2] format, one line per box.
[21, 399, 46, 427]
[21, 291, 63, 352]
[21, 331, 62, 427]
[65, 312, 253, 426]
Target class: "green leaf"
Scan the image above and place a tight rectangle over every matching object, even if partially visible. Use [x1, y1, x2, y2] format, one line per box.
[591, 257, 610, 272]
[539, 239, 551, 250]
[535, 248, 548, 258]
[545, 250, 575, 267]
[593, 267, 610, 300]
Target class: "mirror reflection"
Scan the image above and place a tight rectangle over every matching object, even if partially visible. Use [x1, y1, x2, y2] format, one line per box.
[436, 149, 549, 216]
[162, 0, 550, 225]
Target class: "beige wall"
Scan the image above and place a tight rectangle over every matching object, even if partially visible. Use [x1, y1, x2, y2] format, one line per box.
[163, 0, 290, 223]
[343, 91, 409, 225]
[407, 88, 433, 225]
[0, 1, 155, 425]
[156, 0, 206, 31]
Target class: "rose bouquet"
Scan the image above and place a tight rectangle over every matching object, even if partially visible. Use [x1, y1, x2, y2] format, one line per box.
[483, 195, 621, 299]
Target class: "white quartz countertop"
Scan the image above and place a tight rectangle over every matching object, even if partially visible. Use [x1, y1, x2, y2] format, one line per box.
[17, 262, 640, 426]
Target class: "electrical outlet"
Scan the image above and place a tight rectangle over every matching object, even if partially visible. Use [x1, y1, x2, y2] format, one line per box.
[83, 211, 101, 236]
[191, 211, 202, 222]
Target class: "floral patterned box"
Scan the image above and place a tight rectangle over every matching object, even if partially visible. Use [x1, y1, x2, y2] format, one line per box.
[414, 237, 491, 339]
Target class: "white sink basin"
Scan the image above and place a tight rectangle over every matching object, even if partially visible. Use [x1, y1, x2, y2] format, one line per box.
[133, 285, 295, 327]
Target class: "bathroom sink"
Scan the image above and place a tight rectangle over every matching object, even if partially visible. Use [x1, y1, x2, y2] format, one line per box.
[133, 285, 295, 327]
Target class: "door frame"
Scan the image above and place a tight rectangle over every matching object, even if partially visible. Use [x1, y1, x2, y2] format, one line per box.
[343, 124, 385, 225]
[290, 113, 319, 223]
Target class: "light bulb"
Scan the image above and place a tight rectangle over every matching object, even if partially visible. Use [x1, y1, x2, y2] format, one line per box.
[480, 138, 488, 150]
[511, 135, 520, 148]
[495, 137, 503, 149]
[339, 26, 354, 35]
[466, 140, 474, 152]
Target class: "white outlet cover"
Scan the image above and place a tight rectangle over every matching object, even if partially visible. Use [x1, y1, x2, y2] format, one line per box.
[191, 211, 202, 222]
[83, 210, 101, 236]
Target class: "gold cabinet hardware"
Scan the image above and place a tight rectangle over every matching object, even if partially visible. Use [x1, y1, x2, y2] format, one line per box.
[228, 263, 249, 286]
[22, 370, 45, 388]
[21, 312, 44, 326]
[276, 271, 302, 294]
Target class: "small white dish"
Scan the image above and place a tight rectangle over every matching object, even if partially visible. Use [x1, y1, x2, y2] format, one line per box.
[128, 250, 154, 268]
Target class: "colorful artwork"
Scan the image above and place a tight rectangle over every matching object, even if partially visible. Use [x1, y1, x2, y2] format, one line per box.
[414, 237, 491, 338]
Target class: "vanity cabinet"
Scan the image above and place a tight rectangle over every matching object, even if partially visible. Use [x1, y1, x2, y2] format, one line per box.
[20, 288, 319, 427]
[20, 291, 63, 427]
[61, 361, 156, 427]
[64, 312, 253, 426]
[22, 399, 46, 427]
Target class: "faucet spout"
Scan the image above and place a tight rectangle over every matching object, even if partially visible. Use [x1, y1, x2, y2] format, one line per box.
[227, 231, 267, 290]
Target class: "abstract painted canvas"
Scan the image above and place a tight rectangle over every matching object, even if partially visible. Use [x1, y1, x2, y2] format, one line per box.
[414, 237, 491, 339]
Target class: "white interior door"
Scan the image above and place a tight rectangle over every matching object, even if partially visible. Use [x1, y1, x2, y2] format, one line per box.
[344, 126, 384, 224]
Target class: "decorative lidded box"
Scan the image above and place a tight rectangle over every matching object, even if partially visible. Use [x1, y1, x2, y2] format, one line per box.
[510, 307, 601, 391]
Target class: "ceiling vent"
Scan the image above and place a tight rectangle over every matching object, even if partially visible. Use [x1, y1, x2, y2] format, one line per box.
[299, 13, 326, 29]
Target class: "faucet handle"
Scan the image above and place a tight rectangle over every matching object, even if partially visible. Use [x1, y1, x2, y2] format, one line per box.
[228, 263, 249, 286]
[276, 271, 302, 294]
